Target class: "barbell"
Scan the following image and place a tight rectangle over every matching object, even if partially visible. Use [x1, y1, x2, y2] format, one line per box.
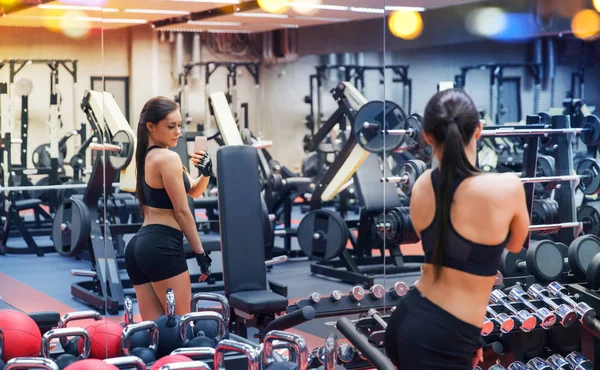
[352, 100, 600, 153]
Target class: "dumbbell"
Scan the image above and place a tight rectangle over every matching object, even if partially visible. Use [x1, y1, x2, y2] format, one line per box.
[314, 333, 346, 370]
[486, 305, 514, 333]
[121, 321, 159, 365]
[489, 365, 508, 370]
[330, 290, 343, 302]
[262, 331, 309, 369]
[121, 296, 151, 349]
[157, 361, 211, 369]
[507, 362, 528, 370]
[546, 354, 575, 370]
[527, 284, 578, 328]
[389, 282, 409, 298]
[179, 312, 226, 348]
[547, 281, 596, 324]
[565, 351, 594, 369]
[349, 286, 365, 302]
[4, 358, 60, 370]
[41, 327, 91, 369]
[489, 290, 537, 332]
[189, 293, 230, 340]
[104, 356, 146, 370]
[526, 357, 553, 369]
[501, 241, 564, 283]
[481, 318, 495, 336]
[336, 343, 355, 365]
[369, 284, 385, 300]
[56, 310, 102, 357]
[508, 286, 557, 329]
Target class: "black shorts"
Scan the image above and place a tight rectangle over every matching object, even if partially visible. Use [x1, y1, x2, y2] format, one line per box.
[125, 224, 188, 285]
[384, 288, 482, 370]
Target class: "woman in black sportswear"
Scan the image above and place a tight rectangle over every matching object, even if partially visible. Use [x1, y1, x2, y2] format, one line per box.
[125, 97, 213, 321]
[384, 89, 530, 369]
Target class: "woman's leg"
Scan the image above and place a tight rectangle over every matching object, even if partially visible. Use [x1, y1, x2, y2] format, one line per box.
[151, 270, 192, 317]
[134, 283, 166, 321]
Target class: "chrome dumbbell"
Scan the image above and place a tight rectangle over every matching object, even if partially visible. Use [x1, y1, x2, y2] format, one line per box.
[527, 284, 578, 328]
[507, 361, 528, 370]
[489, 290, 537, 332]
[546, 354, 575, 370]
[526, 357, 552, 369]
[369, 284, 385, 300]
[547, 281, 596, 324]
[509, 286, 557, 329]
[349, 286, 365, 302]
[389, 282, 409, 298]
[481, 318, 495, 336]
[489, 365, 508, 370]
[565, 351, 594, 369]
[486, 305, 514, 333]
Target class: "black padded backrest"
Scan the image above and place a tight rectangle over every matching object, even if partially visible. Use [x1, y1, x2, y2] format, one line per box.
[353, 153, 403, 212]
[216, 145, 267, 295]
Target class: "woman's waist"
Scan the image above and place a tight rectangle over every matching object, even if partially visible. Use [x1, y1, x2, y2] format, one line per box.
[143, 212, 181, 230]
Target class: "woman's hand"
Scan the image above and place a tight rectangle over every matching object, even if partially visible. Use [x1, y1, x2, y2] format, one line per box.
[472, 347, 483, 369]
[191, 150, 212, 177]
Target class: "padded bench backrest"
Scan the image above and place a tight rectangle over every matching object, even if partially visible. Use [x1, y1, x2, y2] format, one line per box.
[353, 153, 403, 212]
[216, 145, 267, 295]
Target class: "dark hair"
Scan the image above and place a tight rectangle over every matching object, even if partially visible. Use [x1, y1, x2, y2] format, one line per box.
[422, 89, 481, 281]
[135, 97, 179, 216]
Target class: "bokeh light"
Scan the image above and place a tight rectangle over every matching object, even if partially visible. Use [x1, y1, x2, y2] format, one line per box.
[465, 7, 507, 38]
[257, 0, 289, 14]
[595, 0, 600, 13]
[60, 10, 91, 39]
[0, 0, 21, 6]
[388, 10, 423, 40]
[290, 0, 322, 16]
[571, 9, 600, 40]
[60, 0, 108, 5]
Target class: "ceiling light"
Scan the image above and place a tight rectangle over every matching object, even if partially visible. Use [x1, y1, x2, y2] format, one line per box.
[385, 6, 425, 12]
[207, 29, 252, 33]
[295, 15, 348, 22]
[124, 9, 191, 15]
[171, 0, 241, 4]
[75, 16, 148, 24]
[233, 12, 289, 18]
[188, 20, 242, 26]
[287, 3, 349, 11]
[280, 24, 300, 28]
[38, 4, 118, 12]
[350, 7, 384, 14]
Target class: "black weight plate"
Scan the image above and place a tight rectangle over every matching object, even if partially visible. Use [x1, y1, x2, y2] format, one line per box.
[549, 199, 559, 223]
[531, 200, 547, 225]
[400, 207, 419, 244]
[526, 240, 564, 283]
[302, 152, 320, 179]
[52, 198, 91, 257]
[578, 203, 600, 237]
[556, 242, 569, 260]
[550, 325, 581, 354]
[500, 247, 527, 277]
[30, 176, 52, 203]
[32, 144, 65, 170]
[375, 213, 386, 241]
[387, 208, 403, 244]
[520, 329, 547, 358]
[397, 160, 421, 196]
[582, 115, 600, 147]
[568, 234, 600, 280]
[240, 128, 253, 145]
[353, 100, 406, 154]
[297, 209, 349, 261]
[536, 155, 556, 193]
[58, 181, 86, 205]
[577, 158, 600, 195]
[538, 112, 555, 151]
[108, 130, 135, 171]
[402, 113, 423, 150]
[586, 253, 600, 289]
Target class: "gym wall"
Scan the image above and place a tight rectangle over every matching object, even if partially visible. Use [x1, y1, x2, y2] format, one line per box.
[0, 27, 129, 175]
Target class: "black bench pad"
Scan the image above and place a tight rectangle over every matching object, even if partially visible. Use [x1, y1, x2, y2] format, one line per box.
[229, 290, 288, 315]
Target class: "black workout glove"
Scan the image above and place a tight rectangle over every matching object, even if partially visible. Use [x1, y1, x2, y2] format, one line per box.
[196, 253, 212, 282]
[196, 152, 213, 177]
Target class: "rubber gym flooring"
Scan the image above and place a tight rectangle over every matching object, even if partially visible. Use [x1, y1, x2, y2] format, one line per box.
[0, 207, 422, 350]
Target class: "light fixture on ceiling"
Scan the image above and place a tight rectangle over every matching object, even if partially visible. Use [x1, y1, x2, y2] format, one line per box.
[384, 6, 425, 12]
[75, 17, 148, 24]
[38, 4, 119, 12]
[188, 20, 243, 26]
[350, 7, 384, 14]
[207, 29, 252, 33]
[295, 15, 348, 22]
[233, 12, 289, 18]
[280, 24, 300, 28]
[124, 9, 191, 15]
[171, 0, 241, 4]
[286, 3, 349, 11]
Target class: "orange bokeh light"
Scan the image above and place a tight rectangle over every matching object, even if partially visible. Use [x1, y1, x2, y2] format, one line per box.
[571, 9, 600, 40]
[388, 10, 423, 40]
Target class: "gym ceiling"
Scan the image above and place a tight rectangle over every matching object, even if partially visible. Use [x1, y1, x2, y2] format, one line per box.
[0, 0, 485, 33]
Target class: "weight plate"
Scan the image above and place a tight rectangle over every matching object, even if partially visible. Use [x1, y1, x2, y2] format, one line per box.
[555, 242, 568, 260]
[30, 177, 53, 203]
[577, 158, 600, 195]
[353, 100, 407, 154]
[402, 113, 423, 150]
[538, 112, 555, 151]
[526, 240, 564, 283]
[581, 115, 600, 147]
[302, 152, 320, 179]
[568, 234, 600, 280]
[108, 130, 135, 171]
[578, 202, 600, 237]
[400, 207, 419, 244]
[397, 160, 422, 196]
[531, 200, 547, 225]
[32, 144, 66, 170]
[297, 209, 349, 261]
[500, 248, 527, 277]
[586, 253, 600, 289]
[520, 329, 547, 358]
[240, 128, 253, 145]
[550, 325, 581, 354]
[536, 155, 556, 194]
[57, 180, 86, 204]
[388, 208, 403, 244]
[52, 198, 91, 257]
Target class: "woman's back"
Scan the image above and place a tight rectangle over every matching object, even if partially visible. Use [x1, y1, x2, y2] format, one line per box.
[411, 170, 526, 327]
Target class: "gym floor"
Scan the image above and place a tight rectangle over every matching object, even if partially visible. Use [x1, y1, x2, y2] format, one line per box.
[0, 208, 422, 350]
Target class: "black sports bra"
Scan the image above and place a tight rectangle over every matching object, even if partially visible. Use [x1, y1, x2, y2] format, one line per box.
[420, 169, 508, 276]
[142, 145, 191, 209]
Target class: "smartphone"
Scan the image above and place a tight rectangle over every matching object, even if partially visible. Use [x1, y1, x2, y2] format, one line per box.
[194, 136, 207, 152]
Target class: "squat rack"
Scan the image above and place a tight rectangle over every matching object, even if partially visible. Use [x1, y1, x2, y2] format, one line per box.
[307, 64, 411, 136]
[455, 62, 542, 125]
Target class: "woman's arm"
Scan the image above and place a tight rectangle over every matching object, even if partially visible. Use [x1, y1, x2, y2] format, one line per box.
[186, 173, 210, 199]
[505, 175, 530, 254]
[160, 151, 204, 255]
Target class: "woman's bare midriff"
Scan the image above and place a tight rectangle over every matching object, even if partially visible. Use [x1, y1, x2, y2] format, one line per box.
[142, 206, 182, 231]
[416, 264, 496, 328]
